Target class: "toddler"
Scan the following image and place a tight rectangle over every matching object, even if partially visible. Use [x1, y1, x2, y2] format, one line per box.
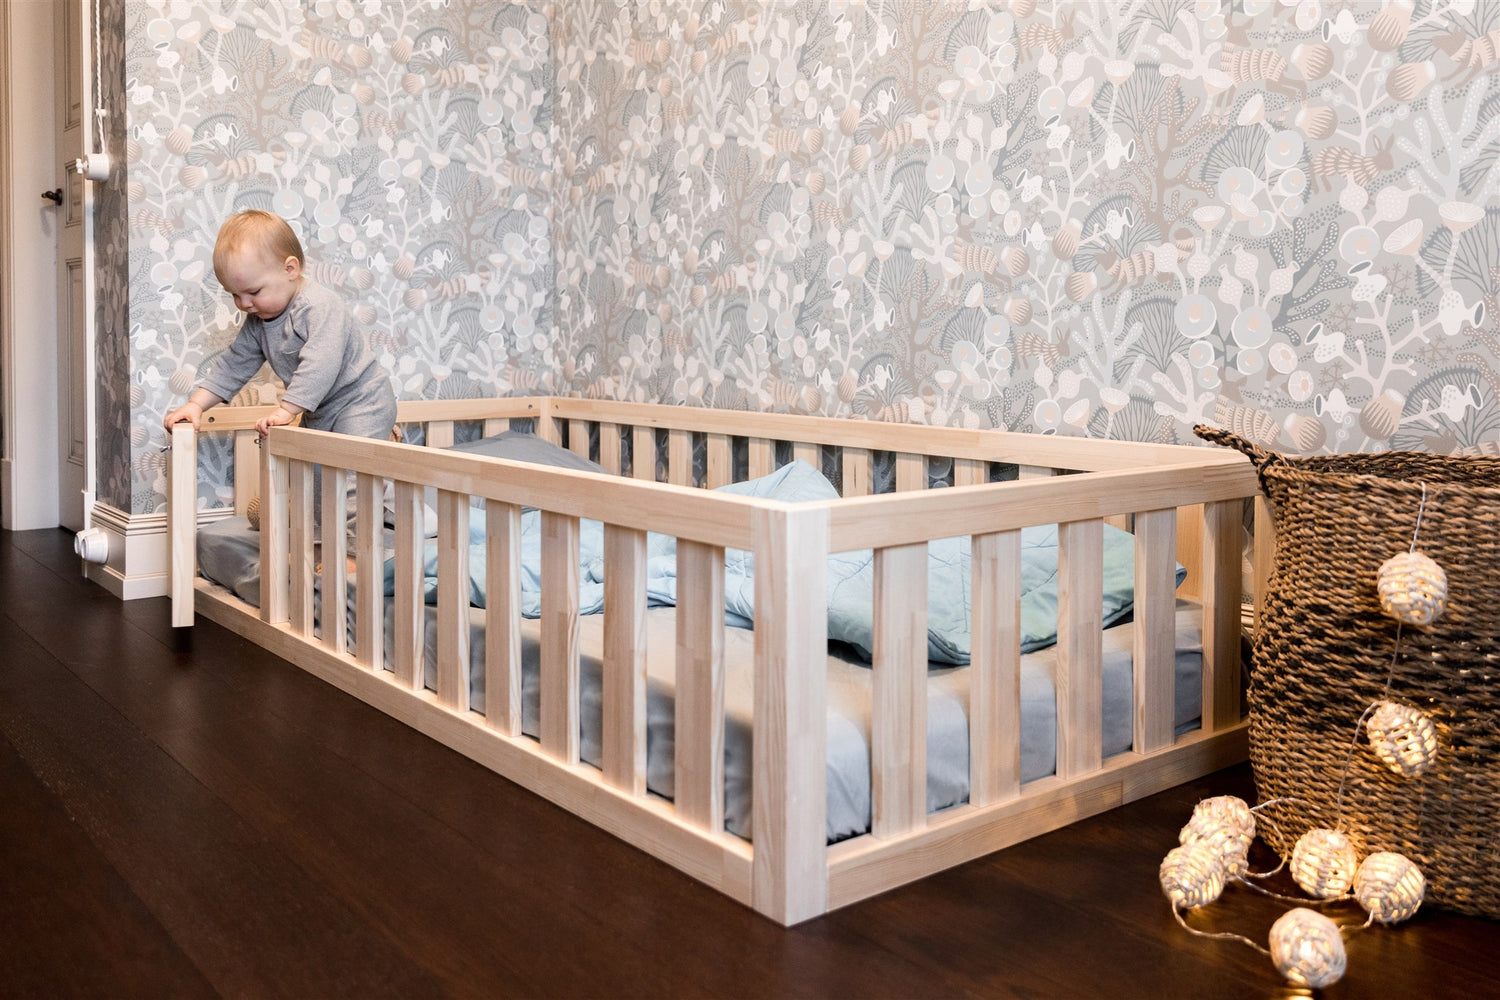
[163, 209, 396, 442]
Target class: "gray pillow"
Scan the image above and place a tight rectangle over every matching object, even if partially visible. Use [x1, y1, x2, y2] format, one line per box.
[446, 430, 606, 474]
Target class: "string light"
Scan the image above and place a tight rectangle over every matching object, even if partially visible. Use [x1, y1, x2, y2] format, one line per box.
[1179, 795, 1256, 876]
[1160, 842, 1226, 910]
[1268, 908, 1347, 989]
[1354, 852, 1425, 925]
[1377, 550, 1448, 625]
[1290, 828, 1358, 899]
[1365, 700, 1439, 777]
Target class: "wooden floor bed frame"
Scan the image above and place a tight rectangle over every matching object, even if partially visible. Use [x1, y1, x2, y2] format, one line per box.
[167, 396, 1263, 925]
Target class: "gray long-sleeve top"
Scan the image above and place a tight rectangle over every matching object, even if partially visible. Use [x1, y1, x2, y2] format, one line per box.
[198, 279, 391, 431]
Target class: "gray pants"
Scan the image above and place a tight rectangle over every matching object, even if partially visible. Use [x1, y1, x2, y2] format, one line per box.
[304, 384, 398, 537]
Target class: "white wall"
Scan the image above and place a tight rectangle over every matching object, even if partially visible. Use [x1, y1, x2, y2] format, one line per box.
[0, 0, 61, 530]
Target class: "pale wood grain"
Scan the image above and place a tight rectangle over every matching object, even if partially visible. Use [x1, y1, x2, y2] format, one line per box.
[426, 420, 454, 449]
[1056, 519, 1104, 780]
[602, 525, 648, 794]
[1202, 499, 1243, 730]
[599, 422, 622, 475]
[750, 505, 829, 925]
[288, 460, 315, 637]
[668, 428, 693, 487]
[842, 447, 871, 497]
[970, 530, 1021, 806]
[540, 511, 581, 762]
[169, 424, 197, 627]
[793, 441, 819, 473]
[391, 481, 424, 691]
[233, 430, 258, 516]
[707, 433, 731, 488]
[260, 441, 289, 626]
[1132, 509, 1177, 755]
[485, 500, 523, 736]
[632, 425, 656, 481]
[871, 543, 929, 839]
[569, 418, 591, 463]
[675, 539, 726, 833]
[435, 489, 471, 710]
[319, 466, 348, 654]
[953, 457, 984, 488]
[895, 452, 924, 493]
[749, 437, 773, 479]
[354, 473, 383, 669]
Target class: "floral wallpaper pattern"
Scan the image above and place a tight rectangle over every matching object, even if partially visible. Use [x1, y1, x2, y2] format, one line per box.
[122, 0, 553, 512]
[110, 0, 1500, 514]
[554, 0, 1500, 456]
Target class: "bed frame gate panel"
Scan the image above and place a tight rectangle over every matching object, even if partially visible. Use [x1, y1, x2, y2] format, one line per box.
[168, 397, 1261, 926]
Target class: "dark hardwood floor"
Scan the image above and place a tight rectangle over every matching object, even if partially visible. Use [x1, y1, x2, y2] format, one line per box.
[1, 527, 1496, 999]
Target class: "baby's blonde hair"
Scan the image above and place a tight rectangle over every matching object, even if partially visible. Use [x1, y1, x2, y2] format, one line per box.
[213, 210, 304, 281]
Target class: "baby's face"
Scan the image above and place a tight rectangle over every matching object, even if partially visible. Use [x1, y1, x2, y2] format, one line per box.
[218, 247, 302, 321]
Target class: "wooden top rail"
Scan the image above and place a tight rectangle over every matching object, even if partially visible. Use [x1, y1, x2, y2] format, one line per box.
[544, 398, 1251, 472]
[825, 461, 1260, 552]
[190, 397, 543, 433]
[266, 427, 764, 549]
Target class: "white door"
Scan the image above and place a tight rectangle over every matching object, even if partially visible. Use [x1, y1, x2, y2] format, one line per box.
[54, 0, 86, 530]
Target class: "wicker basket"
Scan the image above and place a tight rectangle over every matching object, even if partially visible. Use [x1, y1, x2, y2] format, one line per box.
[1196, 426, 1500, 918]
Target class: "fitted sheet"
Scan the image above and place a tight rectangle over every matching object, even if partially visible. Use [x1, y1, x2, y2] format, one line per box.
[199, 516, 1204, 842]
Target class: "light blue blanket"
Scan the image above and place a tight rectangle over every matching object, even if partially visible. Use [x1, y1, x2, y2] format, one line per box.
[408, 461, 1171, 663]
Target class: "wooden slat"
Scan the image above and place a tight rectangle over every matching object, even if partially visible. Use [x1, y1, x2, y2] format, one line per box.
[895, 452, 925, 492]
[1202, 499, 1243, 730]
[706, 433, 731, 488]
[750, 505, 829, 925]
[632, 426, 655, 481]
[482, 418, 506, 437]
[792, 441, 819, 472]
[288, 460, 315, 636]
[540, 511, 581, 762]
[970, 530, 1021, 805]
[602, 525, 648, 794]
[354, 473, 383, 669]
[233, 430, 258, 515]
[391, 481, 425, 690]
[1056, 519, 1104, 780]
[426, 420, 454, 449]
[599, 422, 622, 475]
[953, 457, 984, 488]
[668, 428, 693, 487]
[485, 500, 523, 736]
[674, 539, 725, 832]
[749, 438, 774, 479]
[569, 418, 591, 462]
[1132, 509, 1177, 755]
[1175, 503, 1204, 601]
[842, 447, 871, 497]
[319, 466, 348, 654]
[536, 410, 562, 446]
[1018, 465, 1054, 479]
[260, 441, 289, 626]
[169, 423, 197, 627]
[871, 542, 929, 838]
[1253, 495, 1274, 632]
[435, 489, 470, 710]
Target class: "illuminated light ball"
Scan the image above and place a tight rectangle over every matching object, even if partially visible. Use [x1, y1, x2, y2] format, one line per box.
[1291, 828, 1359, 899]
[1179, 796, 1256, 876]
[246, 496, 261, 532]
[1269, 908, 1347, 989]
[1354, 852, 1425, 924]
[1377, 550, 1448, 626]
[1366, 700, 1440, 777]
[1159, 842, 1226, 910]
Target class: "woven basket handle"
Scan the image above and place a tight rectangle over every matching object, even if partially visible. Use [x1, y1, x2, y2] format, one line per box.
[1193, 424, 1283, 476]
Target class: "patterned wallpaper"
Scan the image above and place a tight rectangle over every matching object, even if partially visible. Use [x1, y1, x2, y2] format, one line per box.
[111, 0, 1500, 514]
[555, 0, 1500, 455]
[120, 0, 553, 513]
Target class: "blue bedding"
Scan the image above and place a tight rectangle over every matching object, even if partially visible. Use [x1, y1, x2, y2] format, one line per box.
[409, 456, 1173, 663]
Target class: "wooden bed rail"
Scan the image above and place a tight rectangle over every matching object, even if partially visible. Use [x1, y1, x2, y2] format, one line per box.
[168, 397, 1260, 925]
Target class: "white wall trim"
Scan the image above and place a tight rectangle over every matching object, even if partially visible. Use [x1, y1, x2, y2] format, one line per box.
[83, 501, 233, 600]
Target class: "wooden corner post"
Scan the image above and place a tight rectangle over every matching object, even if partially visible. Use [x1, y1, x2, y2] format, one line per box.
[169, 422, 197, 627]
[750, 503, 829, 925]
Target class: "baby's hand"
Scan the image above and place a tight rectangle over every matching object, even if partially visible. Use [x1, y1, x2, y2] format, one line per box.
[163, 402, 203, 433]
[255, 405, 296, 439]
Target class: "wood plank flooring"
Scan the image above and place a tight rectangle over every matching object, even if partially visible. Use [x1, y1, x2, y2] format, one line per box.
[1, 527, 1496, 998]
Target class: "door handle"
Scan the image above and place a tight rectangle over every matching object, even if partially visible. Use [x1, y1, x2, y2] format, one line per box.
[41, 189, 63, 205]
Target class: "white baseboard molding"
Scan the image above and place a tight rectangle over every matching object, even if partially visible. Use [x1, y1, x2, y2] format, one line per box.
[83, 502, 233, 601]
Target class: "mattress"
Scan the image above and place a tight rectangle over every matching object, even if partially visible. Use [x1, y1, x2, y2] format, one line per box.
[197, 516, 1203, 842]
